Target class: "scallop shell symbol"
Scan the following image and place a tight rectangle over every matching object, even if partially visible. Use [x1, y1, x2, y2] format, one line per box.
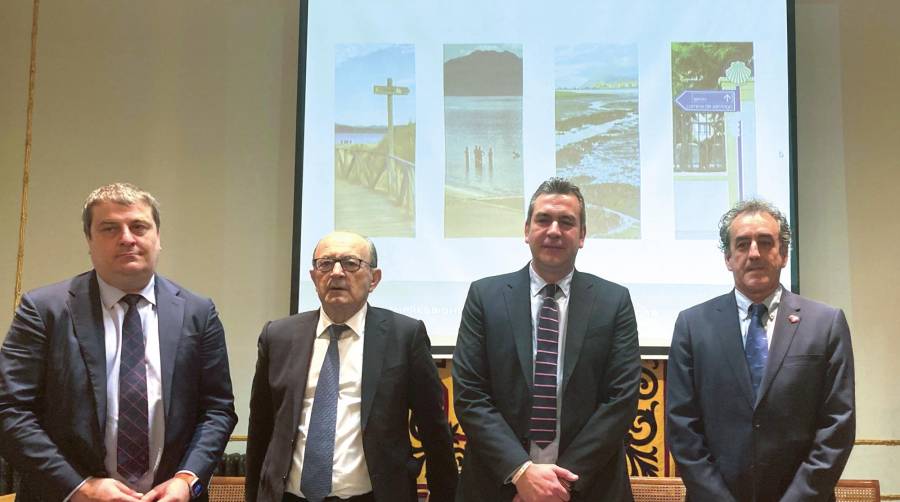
[725, 61, 753, 85]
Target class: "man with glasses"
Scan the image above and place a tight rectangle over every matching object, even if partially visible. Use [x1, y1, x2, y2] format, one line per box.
[246, 231, 457, 502]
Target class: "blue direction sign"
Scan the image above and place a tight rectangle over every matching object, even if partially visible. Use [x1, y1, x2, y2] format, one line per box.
[675, 89, 740, 112]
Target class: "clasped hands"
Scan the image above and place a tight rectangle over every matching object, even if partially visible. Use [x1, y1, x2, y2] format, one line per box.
[513, 463, 579, 502]
[72, 476, 191, 502]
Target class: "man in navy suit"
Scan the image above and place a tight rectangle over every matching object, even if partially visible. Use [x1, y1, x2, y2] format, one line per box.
[0, 183, 237, 502]
[245, 231, 457, 502]
[666, 199, 855, 501]
[453, 177, 641, 502]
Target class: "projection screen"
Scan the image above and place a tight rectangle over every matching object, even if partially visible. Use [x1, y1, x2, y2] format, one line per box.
[293, 0, 797, 354]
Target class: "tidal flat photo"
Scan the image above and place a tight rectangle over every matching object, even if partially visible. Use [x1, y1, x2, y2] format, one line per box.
[443, 44, 524, 238]
[555, 44, 640, 239]
[334, 44, 415, 237]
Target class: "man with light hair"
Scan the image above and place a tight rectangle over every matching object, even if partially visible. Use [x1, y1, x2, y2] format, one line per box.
[667, 199, 855, 501]
[0, 182, 237, 502]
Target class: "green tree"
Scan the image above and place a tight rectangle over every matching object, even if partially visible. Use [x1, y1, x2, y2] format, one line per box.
[671, 42, 753, 96]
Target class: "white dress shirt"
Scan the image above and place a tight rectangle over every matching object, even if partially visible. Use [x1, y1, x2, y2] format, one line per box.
[97, 275, 165, 493]
[734, 286, 782, 349]
[286, 305, 371, 498]
[527, 265, 574, 465]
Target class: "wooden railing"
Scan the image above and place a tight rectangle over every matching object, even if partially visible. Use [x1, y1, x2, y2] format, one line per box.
[335, 144, 415, 214]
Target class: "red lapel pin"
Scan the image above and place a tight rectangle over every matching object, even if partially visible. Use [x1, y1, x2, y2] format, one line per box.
[788, 314, 800, 324]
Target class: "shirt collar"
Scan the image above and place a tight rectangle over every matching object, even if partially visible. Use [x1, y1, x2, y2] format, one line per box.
[734, 285, 782, 319]
[96, 273, 157, 310]
[528, 263, 573, 299]
[317, 303, 367, 340]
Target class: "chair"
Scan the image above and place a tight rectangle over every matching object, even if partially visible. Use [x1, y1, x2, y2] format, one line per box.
[208, 476, 245, 502]
[630, 477, 880, 502]
[631, 477, 686, 502]
[836, 479, 881, 502]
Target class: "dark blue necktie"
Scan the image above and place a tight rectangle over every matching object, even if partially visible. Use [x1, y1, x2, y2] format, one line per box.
[530, 284, 559, 448]
[117, 294, 149, 484]
[745, 303, 769, 401]
[300, 324, 346, 502]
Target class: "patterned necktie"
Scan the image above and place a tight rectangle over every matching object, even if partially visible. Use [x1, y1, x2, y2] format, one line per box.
[117, 294, 149, 484]
[746, 303, 769, 401]
[530, 284, 559, 448]
[300, 324, 346, 502]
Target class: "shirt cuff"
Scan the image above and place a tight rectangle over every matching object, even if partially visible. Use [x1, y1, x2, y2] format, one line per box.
[63, 477, 91, 502]
[174, 470, 203, 499]
[508, 461, 533, 485]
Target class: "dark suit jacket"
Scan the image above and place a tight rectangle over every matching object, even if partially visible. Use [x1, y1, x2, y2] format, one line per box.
[452, 266, 641, 501]
[666, 288, 855, 502]
[245, 306, 457, 502]
[0, 270, 238, 502]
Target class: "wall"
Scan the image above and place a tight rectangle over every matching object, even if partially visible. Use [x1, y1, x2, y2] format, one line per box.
[0, 0, 299, 451]
[1, 0, 898, 494]
[794, 0, 900, 493]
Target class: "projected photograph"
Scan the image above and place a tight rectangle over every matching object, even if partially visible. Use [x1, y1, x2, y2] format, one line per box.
[443, 44, 524, 238]
[671, 42, 757, 239]
[555, 44, 641, 239]
[334, 44, 415, 237]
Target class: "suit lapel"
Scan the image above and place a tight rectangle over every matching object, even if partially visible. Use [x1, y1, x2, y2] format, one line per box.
[561, 271, 591, 396]
[504, 267, 534, 390]
[155, 276, 185, 420]
[290, 312, 318, 432]
[713, 292, 756, 408]
[360, 306, 387, 432]
[68, 271, 108, 436]
[756, 288, 801, 406]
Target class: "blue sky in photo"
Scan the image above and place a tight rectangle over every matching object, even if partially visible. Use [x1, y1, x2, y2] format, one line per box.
[555, 44, 638, 88]
[335, 44, 416, 126]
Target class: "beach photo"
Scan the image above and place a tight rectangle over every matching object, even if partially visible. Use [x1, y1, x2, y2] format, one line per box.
[443, 44, 524, 238]
[334, 44, 416, 237]
[555, 44, 641, 239]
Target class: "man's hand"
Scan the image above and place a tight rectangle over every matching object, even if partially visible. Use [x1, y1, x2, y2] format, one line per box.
[139, 477, 191, 502]
[72, 478, 143, 502]
[513, 463, 579, 502]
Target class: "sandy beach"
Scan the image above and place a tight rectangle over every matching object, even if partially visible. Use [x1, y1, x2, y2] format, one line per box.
[444, 186, 524, 238]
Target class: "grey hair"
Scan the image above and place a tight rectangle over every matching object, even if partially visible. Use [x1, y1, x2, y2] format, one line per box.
[718, 199, 791, 256]
[365, 236, 378, 267]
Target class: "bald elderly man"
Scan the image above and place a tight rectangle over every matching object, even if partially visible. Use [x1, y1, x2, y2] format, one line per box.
[246, 232, 458, 502]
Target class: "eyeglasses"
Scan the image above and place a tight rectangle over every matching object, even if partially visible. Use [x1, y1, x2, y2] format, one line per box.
[312, 256, 373, 273]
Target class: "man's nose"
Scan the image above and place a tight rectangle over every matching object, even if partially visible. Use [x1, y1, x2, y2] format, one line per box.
[119, 226, 136, 244]
[748, 240, 761, 258]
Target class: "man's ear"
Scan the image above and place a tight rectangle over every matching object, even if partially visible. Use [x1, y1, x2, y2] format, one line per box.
[369, 268, 382, 292]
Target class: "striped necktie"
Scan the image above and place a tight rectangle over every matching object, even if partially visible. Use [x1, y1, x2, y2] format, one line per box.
[117, 294, 149, 484]
[530, 284, 559, 448]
